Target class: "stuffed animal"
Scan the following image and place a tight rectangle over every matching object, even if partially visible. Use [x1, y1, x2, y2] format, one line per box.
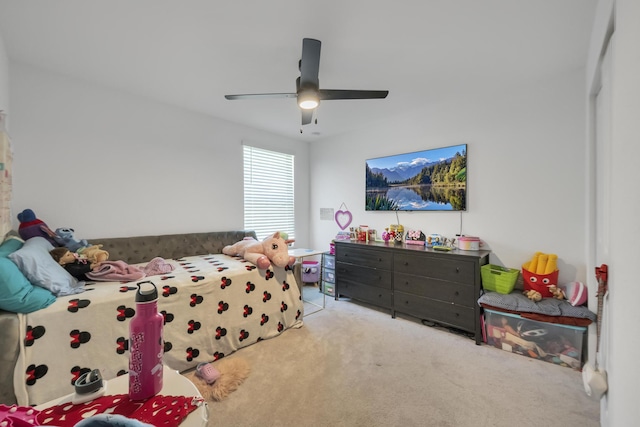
[548, 285, 566, 300]
[523, 289, 542, 302]
[222, 231, 295, 269]
[53, 227, 90, 252]
[78, 244, 109, 265]
[16, 209, 59, 246]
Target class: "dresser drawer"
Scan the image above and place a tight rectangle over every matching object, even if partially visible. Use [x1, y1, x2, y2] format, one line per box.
[394, 273, 475, 307]
[394, 253, 475, 284]
[336, 263, 392, 290]
[339, 281, 392, 308]
[336, 246, 392, 270]
[394, 291, 475, 331]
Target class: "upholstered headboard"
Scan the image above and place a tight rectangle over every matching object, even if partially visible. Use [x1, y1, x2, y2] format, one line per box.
[95, 230, 257, 264]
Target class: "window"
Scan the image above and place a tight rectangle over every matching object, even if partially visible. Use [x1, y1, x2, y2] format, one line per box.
[243, 144, 295, 242]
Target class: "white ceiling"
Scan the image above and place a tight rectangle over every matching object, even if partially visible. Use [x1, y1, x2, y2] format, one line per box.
[0, 0, 597, 142]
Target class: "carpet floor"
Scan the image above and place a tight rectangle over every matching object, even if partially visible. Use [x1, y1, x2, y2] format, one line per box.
[199, 294, 600, 427]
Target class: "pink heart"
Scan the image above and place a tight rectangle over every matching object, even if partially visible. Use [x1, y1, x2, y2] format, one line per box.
[335, 210, 353, 230]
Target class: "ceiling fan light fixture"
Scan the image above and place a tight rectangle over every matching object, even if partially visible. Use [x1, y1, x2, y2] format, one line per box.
[298, 90, 319, 109]
[224, 38, 389, 127]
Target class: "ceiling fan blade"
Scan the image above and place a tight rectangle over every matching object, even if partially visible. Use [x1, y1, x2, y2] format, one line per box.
[299, 38, 321, 88]
[319, 89, 389, 100]
[225, 38, 388, 127]
[301, 109, 314, 125]
[225, 93, 297, 100]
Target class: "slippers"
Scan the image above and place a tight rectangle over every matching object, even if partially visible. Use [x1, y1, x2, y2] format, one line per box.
[195, 362, 221, 385]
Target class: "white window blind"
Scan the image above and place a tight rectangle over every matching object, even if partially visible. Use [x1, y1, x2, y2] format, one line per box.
[243, 145, 295, 241]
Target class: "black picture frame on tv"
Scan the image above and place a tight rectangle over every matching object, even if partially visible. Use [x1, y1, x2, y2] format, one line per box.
[365, 144, 467, 211]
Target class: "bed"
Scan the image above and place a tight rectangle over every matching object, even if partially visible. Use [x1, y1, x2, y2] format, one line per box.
[0, 230, 304, 406]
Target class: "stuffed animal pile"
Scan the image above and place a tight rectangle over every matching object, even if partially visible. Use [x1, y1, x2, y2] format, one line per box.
[16, 208, 109, 263]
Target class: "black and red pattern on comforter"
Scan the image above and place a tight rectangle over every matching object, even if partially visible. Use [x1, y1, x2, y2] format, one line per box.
[13, 254, 303, 406]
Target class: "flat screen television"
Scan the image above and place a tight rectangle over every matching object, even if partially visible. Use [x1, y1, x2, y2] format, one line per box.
[365, 144, 467, 211]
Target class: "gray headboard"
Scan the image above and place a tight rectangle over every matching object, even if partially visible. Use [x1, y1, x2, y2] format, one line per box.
[95, 230, 258, 264]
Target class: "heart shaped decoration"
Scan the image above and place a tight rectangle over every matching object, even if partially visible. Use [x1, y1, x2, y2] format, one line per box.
[335, 210, 353, 230]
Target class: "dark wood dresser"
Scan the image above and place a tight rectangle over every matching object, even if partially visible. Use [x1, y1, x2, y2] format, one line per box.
[334, 240, 490, 344]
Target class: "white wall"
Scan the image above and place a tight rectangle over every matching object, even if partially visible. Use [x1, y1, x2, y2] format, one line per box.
[310, 68, 588, 282]
[8, 63, 311, 247]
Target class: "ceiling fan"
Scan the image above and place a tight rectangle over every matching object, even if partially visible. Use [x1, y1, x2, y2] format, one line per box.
[225, 38, 389, 126]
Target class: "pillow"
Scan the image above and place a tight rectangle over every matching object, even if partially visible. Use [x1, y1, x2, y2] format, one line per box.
[0, 241, 56, 313]
[478, 291, 596, 320]
[479, 291, 562, 315]
[0, 236, 24, 257]
[8, 237, 85, 296]
[561, 281, 587, 306]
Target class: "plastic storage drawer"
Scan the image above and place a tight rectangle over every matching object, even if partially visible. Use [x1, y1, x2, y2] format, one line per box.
[484, 309, 586, 370]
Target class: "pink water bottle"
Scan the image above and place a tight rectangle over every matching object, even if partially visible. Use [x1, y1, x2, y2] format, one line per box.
[129, 281, 164, 400]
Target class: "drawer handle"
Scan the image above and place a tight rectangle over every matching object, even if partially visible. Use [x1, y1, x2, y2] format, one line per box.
[454, 291, 459, 296]
[456, 267, 460, 273]
[404, 261, 409, 266]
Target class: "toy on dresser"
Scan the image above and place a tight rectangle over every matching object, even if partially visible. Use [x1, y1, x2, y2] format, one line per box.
[405, 230, 426, 245]
[381, 224, 404, 244]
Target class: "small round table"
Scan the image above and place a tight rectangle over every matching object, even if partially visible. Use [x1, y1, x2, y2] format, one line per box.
[36, 366, 208, 426]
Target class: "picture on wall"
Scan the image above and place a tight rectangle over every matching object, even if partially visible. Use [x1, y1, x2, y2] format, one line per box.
[365, 144, 467, 211]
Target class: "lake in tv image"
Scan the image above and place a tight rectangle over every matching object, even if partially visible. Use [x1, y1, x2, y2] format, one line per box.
[365, 144, 467, 211]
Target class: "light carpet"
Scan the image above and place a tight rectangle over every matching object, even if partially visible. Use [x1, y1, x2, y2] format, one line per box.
[196, 295, 600, 427]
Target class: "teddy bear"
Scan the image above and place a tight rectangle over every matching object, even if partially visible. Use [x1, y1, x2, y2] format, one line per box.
[222, 231, 295, 269]
[547, 285, 566, 300]
[16, 208, 59, 246]
[53, 227, 91, 252]
[77, 244, 109, 265]
[523, 289, 542, 302]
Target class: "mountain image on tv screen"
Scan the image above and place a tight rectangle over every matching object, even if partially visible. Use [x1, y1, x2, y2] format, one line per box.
[365, 144, 467, 211]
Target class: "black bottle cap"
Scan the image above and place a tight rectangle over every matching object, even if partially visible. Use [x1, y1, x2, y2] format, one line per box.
[135, 281, 158, 302]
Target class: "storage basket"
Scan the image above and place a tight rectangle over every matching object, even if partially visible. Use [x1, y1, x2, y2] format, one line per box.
[302, 260, 320, 283]
[481, 264, 519, 294]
